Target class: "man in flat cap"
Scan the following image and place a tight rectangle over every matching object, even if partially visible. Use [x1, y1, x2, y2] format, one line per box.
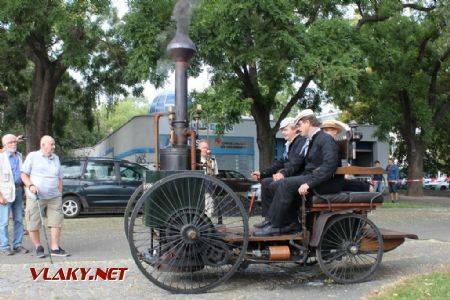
[251, 117, 305, 228]
[254, 109, 341, 237]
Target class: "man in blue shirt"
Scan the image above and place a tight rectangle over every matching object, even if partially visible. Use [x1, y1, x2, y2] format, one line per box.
[0, 134, 28, 255]
[386, 158, 400, 203]
[21, 135, 69, 258]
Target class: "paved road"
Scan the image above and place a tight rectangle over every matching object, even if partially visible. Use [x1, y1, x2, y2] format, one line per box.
[1, 195, 449, 299]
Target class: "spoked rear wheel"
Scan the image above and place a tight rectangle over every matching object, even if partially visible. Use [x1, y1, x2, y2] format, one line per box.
[128, 172, 249, 294]
[316, 214, 383, 283]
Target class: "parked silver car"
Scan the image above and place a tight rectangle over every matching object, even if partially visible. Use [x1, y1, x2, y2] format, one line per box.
[423, 179, 449, 190]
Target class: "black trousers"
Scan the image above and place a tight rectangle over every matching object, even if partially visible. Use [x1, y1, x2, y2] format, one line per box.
[260, 177, 283, 218]
[342, 179, 370, 191]
[266, 175, 343, 228]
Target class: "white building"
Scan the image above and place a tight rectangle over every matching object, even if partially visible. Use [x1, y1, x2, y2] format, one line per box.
[72, 114, 389, 176]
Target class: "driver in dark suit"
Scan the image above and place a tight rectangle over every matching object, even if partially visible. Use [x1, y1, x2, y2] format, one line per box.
[254, 109, 341, 237]
[251, 117, 305, 229]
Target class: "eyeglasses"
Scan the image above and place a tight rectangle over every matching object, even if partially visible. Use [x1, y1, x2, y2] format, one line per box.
[6, 141, 17, 145]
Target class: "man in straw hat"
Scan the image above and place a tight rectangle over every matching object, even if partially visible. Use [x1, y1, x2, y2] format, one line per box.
[320, 119, 343, 138]
[254, 109, 342, 237]
[251, 117, 305, 229]
[321, 119, 373, 192]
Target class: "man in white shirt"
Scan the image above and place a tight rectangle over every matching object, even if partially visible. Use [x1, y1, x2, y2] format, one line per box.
[21, 135, 69, 258]
[198, 139, 218, 175]
[0, 134, 28, 255]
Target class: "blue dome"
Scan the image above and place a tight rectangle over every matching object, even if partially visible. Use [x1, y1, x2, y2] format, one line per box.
[149, 91, 192, 113]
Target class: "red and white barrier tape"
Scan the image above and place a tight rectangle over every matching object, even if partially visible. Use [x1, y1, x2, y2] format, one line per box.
[371, 179, 429, 183]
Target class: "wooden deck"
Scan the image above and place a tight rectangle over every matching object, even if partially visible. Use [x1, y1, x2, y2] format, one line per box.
[218, 225, 418, 251]
[219, 226, 304, 242]
[379, 227, 418, 252]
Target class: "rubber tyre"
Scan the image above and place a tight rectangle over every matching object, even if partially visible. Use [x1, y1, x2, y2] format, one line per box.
[62, 196, 81, 218]
[124, 184, 144, 240]
[128, 172, 249, 294]
[316, 214, 383, 284]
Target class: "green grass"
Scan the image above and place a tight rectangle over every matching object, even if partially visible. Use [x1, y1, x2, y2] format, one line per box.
[379, 203, 438, 209]
[368, 269, 450, 300]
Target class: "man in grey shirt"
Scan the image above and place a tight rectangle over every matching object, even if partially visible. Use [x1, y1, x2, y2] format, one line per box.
[21, 135, 69, 258]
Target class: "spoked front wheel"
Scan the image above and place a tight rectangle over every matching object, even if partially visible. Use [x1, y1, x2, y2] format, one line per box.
[316, 214, 383, 283]
[128, 172, 249, 294]
[124, 184, 143, 240]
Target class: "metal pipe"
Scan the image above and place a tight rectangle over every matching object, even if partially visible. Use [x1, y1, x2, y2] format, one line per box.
[184, 128, 197, 170]
[173, 60, 189, 147]
[153, 113, 169, 170]
[165, 15, 196, 170]
[168, 46, 195, 147]
[167, 36, 196, 149]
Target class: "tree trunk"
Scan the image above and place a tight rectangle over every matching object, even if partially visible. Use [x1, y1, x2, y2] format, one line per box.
[24, 32, 68, 153]
[405, 134, 425, 197]
[399, 90, 424, 197]
[256, 121, 276, 170]
[251, 103, 276, 169]
[25, 62, 65, 152]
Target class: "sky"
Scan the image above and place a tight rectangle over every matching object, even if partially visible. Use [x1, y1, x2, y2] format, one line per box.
[111, 0, 210, 102]
[109, 0, 339, 115]
[142, 70, 211, 102]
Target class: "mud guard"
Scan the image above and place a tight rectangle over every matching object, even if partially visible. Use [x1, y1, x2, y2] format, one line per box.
[309, 209, 354, 247]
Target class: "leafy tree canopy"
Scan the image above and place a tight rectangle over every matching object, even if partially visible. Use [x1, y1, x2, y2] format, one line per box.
[340, 1, 450, 195]
[0, 0, 144, 151]
[124, 0, 364, 167]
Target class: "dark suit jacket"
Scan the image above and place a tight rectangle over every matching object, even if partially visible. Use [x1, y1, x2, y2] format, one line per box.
[260, 135, 306, 178]
[287, 130, 341, 193]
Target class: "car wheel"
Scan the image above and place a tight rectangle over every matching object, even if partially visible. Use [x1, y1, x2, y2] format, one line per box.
[440, 186, 446, 191]
[62, 196, 81, 218]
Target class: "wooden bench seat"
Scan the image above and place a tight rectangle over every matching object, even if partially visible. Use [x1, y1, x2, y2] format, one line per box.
[335, 166, 385, 175]
[308, 165, 386, 211]
[309, 202, 382, 212]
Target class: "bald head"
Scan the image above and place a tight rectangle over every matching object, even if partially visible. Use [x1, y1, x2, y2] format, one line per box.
[198, 139, 209, 158]
[40, 135, 56, 156]
[41, 135, 54, 144]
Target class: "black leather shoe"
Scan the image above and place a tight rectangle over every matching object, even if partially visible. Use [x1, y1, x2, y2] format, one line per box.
[280, 222, 301, 234]
[253, 224, 282, 237]
[253, 219, 271, 229]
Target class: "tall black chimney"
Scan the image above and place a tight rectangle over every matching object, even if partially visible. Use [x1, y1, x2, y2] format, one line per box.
[167, 33, 196, 147]
[159, 0, 197, 171]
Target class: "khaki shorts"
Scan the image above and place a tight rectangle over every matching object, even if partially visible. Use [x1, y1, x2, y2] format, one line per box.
[26, 196, 64, 231]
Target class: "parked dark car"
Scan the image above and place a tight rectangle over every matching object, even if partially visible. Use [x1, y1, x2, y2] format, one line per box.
[216, 170, 257, 193]
[61, 158, 148, 218]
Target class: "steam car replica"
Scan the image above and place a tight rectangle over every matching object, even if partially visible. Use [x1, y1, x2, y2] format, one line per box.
[125, 158, 417, 294]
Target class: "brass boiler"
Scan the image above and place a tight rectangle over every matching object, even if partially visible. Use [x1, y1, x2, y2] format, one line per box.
[251, 246, 291, 261]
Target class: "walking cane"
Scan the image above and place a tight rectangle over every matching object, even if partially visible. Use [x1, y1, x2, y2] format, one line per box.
[248, 191, 257, 215]
[35, 193, 53, 264]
